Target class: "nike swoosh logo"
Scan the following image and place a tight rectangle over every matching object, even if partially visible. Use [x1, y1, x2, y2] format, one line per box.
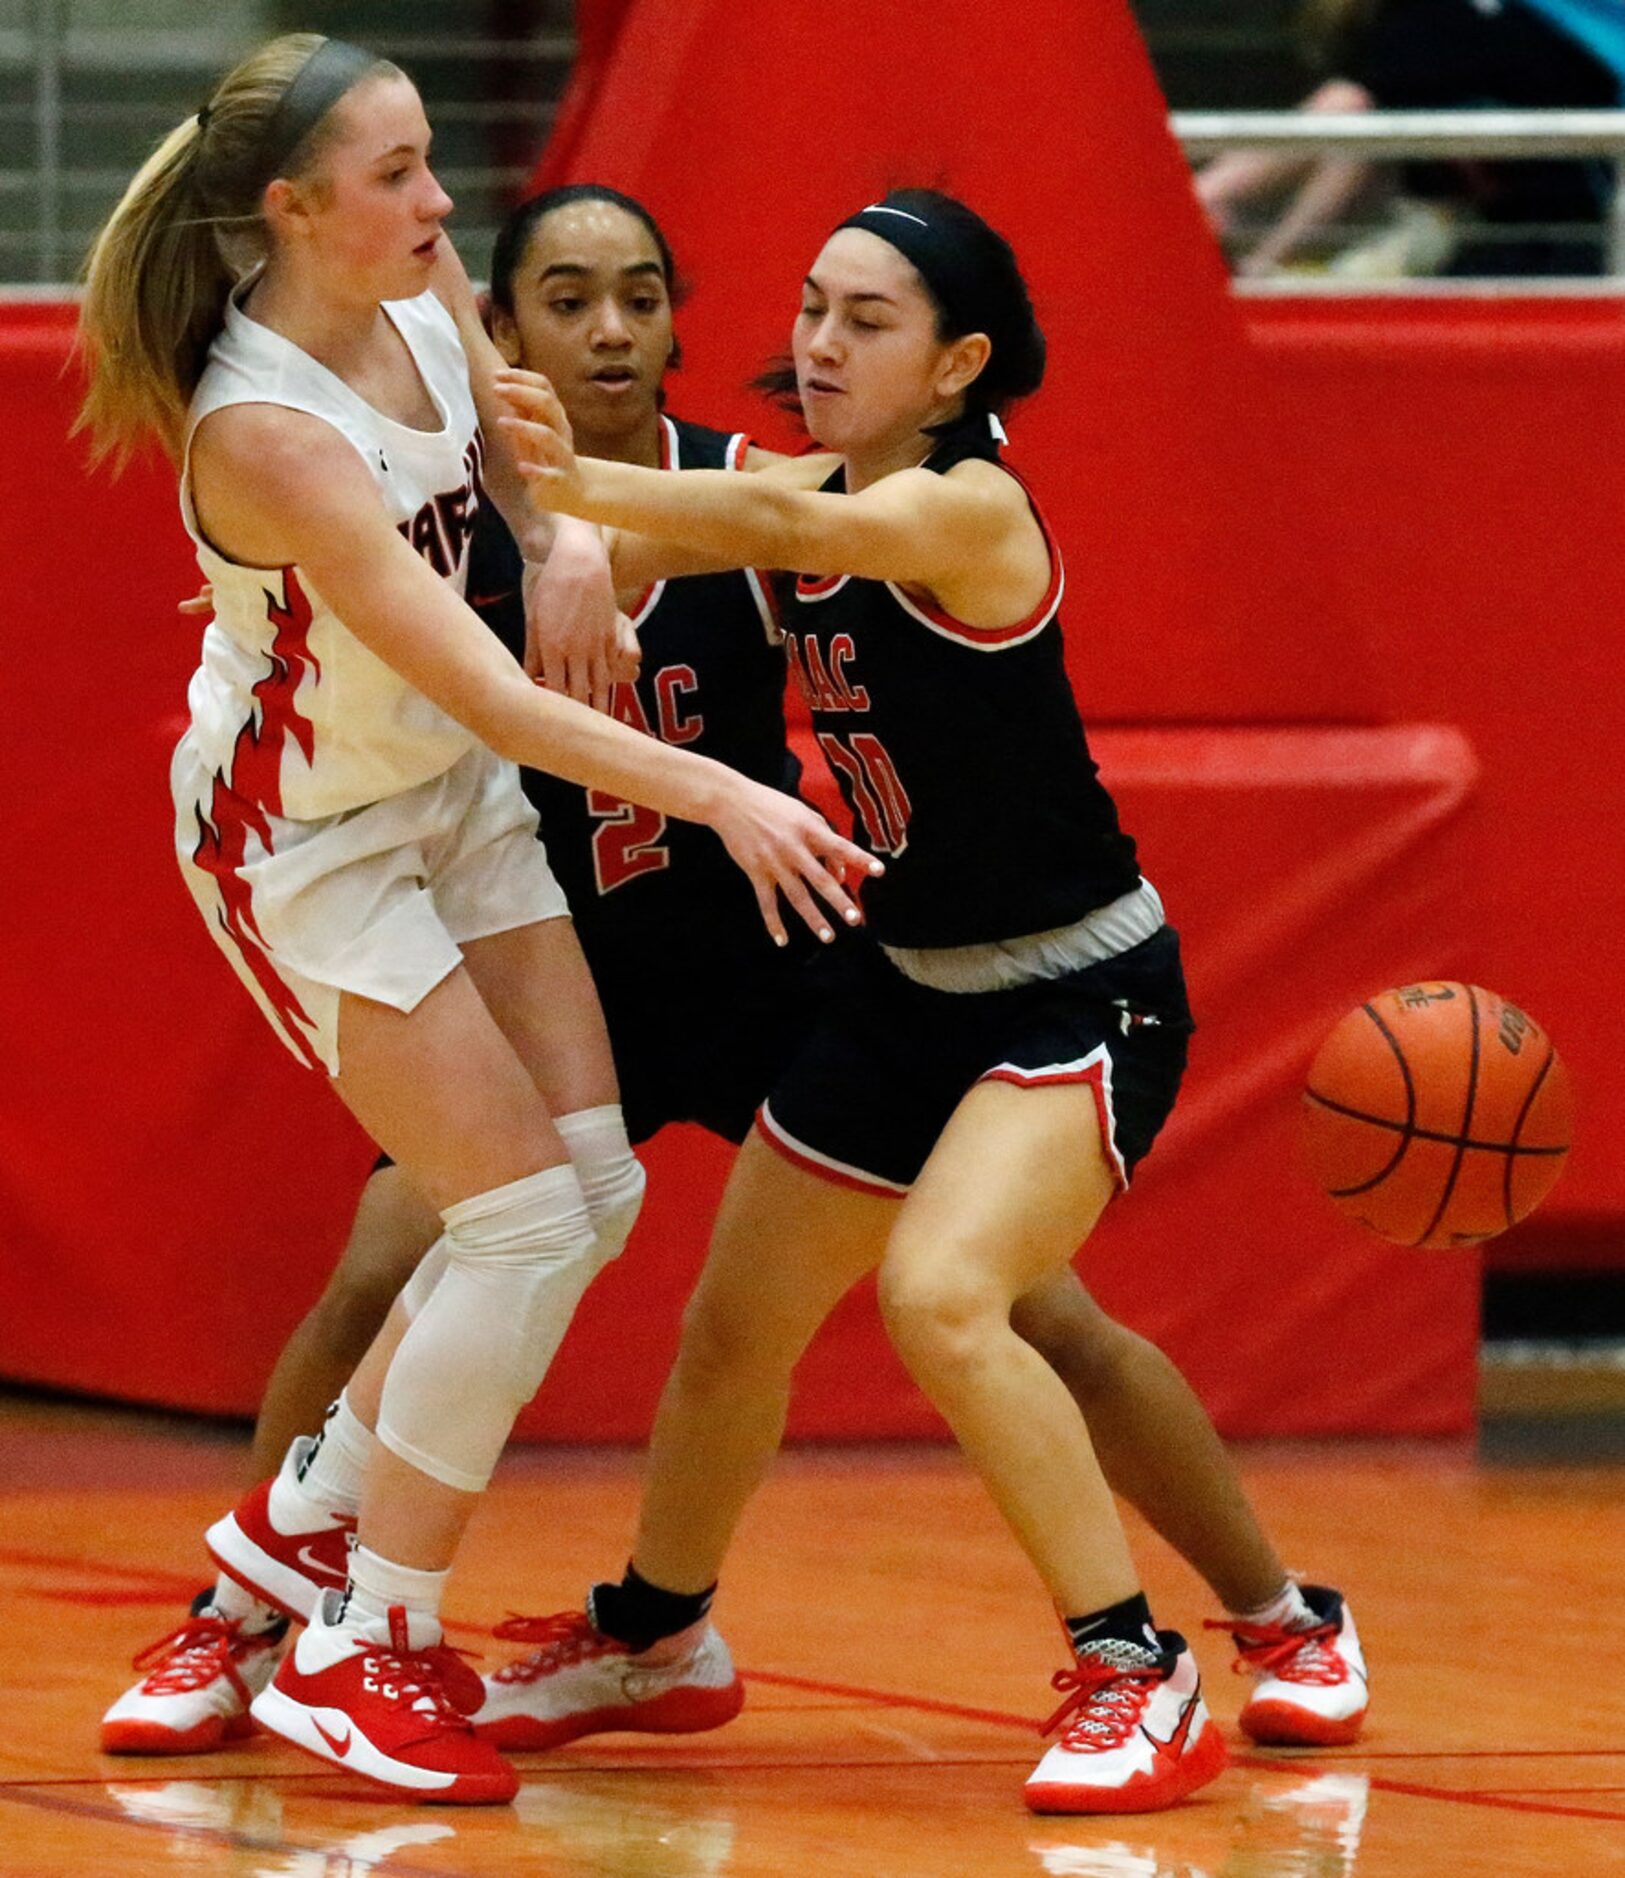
[313, 1717, 352, 1758]
[297, 1544, 347, 1583]
[1142, 1695, 1198, 1768]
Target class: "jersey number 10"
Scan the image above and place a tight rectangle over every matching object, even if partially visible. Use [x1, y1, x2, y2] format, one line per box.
[816, 732, 912, 857]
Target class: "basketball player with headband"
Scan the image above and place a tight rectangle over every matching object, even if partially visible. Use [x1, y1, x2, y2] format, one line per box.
[486, 188, 1369, 1814]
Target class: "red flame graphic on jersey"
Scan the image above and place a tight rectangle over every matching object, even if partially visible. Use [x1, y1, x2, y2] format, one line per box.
[190, 570, 325, 1069]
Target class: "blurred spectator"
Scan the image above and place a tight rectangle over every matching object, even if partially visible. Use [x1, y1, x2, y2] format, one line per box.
[1196, 0, 1625, 279]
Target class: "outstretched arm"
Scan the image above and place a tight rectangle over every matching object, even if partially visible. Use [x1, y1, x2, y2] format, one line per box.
[496, 369, 1037, 620]
[605, 448, 843, 593]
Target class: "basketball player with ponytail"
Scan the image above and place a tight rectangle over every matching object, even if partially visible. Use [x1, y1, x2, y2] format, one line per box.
[487, 190, 1368, 1813]
[77, 35, 876, 1803]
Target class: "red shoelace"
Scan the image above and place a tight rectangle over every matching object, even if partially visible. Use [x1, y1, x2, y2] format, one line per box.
[1040, 1658, 1165, 1751]
[1204, 1615, 1347, 1686]
[489, 1610, 619, 1682]
[131, 1616, 254, 1702]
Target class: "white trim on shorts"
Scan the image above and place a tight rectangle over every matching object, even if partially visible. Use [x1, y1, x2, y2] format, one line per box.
[755, 1100, 912, 1198]
[976, 1044, 1130, 1190]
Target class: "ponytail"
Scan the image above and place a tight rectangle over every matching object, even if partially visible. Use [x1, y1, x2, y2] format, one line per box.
[75, 32, 398, 470]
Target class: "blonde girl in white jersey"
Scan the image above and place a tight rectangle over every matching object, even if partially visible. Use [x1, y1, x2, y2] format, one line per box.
[77, 34, 876, 1805]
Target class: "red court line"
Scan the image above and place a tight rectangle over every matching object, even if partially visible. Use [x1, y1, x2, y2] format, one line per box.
[1364, 1775, 1625, 1825]
[742, 1668, 1039, 1732]
[0, 1547, 201, 1595]
[37, 1588, 203, 1608]
[1485, 1787, 1625, 1796]
[1239, 1742, 1615, 1757]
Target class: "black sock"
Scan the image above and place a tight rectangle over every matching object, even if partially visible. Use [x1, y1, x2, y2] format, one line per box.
[588, 1563, 715, 1652]
[1065, 1591, 1159, 1660]
[191, 1584, 288, 1641]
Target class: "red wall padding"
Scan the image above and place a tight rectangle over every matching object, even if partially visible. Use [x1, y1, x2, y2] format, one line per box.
[6, 1, 1617, 1438]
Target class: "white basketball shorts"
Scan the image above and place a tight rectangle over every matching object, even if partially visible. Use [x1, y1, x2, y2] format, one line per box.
[172, 736, 569, 1075]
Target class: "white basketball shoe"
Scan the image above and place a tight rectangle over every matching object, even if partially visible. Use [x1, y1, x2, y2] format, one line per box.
[1025, 1632, 1228, 1815]
[472, 1610, 744, 1751]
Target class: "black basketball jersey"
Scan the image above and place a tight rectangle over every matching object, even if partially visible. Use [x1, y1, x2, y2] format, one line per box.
[785, 417, 1141, 949]
[465, 415, 798, 964]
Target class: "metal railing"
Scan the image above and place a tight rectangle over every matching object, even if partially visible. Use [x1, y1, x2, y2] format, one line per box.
[0, 5, 573, 286]
[1172, 109, 1625, 285]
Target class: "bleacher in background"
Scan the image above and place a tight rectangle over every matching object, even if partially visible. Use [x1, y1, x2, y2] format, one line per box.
[0, 0, 573, 286]
[0, 1, 1324, 289]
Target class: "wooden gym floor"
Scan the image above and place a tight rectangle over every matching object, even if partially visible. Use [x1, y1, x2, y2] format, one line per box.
[1, 1391, 1620, 1878]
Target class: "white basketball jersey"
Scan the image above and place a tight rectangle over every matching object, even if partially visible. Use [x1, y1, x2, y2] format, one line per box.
[180, 288, 483, 820]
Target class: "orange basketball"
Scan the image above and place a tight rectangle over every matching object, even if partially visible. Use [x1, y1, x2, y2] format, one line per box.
[1300, 983, 1573, 1248]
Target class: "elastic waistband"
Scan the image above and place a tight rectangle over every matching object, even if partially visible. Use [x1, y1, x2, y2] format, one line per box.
[880, 879, 1165, 994]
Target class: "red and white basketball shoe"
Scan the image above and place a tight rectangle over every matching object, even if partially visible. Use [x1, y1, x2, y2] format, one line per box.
[251, 1592, 517, 1804]
[205, 1435, 353, 1622]
[472, 1610, 744, 1751]
[1024, 1633, 1228, 1815]
[101, 1601, 286, 1754]
[1208, 1585, 1369, 1747]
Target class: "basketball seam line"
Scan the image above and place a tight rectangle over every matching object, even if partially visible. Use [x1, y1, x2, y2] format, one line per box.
[1417, 985, 1481, 1246]
[1304, 1089, 1568, 1156]
[1337, 1001, 1418, 1196]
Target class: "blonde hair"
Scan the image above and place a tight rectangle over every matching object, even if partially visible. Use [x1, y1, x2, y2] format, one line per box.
[75, 33, 399, 471]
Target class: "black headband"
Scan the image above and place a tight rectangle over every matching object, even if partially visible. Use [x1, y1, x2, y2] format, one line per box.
[254, 38, 378, 191]
[836, 201, 982, 336]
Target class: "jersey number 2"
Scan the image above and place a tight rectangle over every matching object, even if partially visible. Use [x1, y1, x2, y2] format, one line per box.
[589, 792, 669, 894]
[816, 731, 912, 856]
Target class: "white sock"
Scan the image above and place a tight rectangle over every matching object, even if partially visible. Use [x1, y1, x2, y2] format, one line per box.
[1233, 1580, 1317, 1632]
[343, 1543, 449, 1648]
[206, 1574, 283, 1634]
[295, 1391, 375, 1515]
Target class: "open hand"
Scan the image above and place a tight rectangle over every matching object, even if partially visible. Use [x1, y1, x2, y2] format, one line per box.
[712, 776, 883, 947]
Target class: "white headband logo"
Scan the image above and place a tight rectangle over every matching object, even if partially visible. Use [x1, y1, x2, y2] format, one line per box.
[860, 204, 930, 229]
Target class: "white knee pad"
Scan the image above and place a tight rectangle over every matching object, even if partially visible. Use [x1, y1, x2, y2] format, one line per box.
[376, 1163, 600, 1494]
[395, 1109, 641, 1327]
[398, 1236, 449, 1321]
[556, 1105, 646, 1265]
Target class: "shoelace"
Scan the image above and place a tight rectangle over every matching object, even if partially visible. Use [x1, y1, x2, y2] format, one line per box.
[358, 1646, 473, 1731]
[421, 1640, 485, 1715]
[131, 1617, 255, 1699]
[1040, 1658, 1165, 1751]
[1204, 1615, 1347, 1686]
[489, 1610, 618, 1683]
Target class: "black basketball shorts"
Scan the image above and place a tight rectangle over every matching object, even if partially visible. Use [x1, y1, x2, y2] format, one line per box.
[596, 925, 840, 1147]
[756, 926, 1194, 1196]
